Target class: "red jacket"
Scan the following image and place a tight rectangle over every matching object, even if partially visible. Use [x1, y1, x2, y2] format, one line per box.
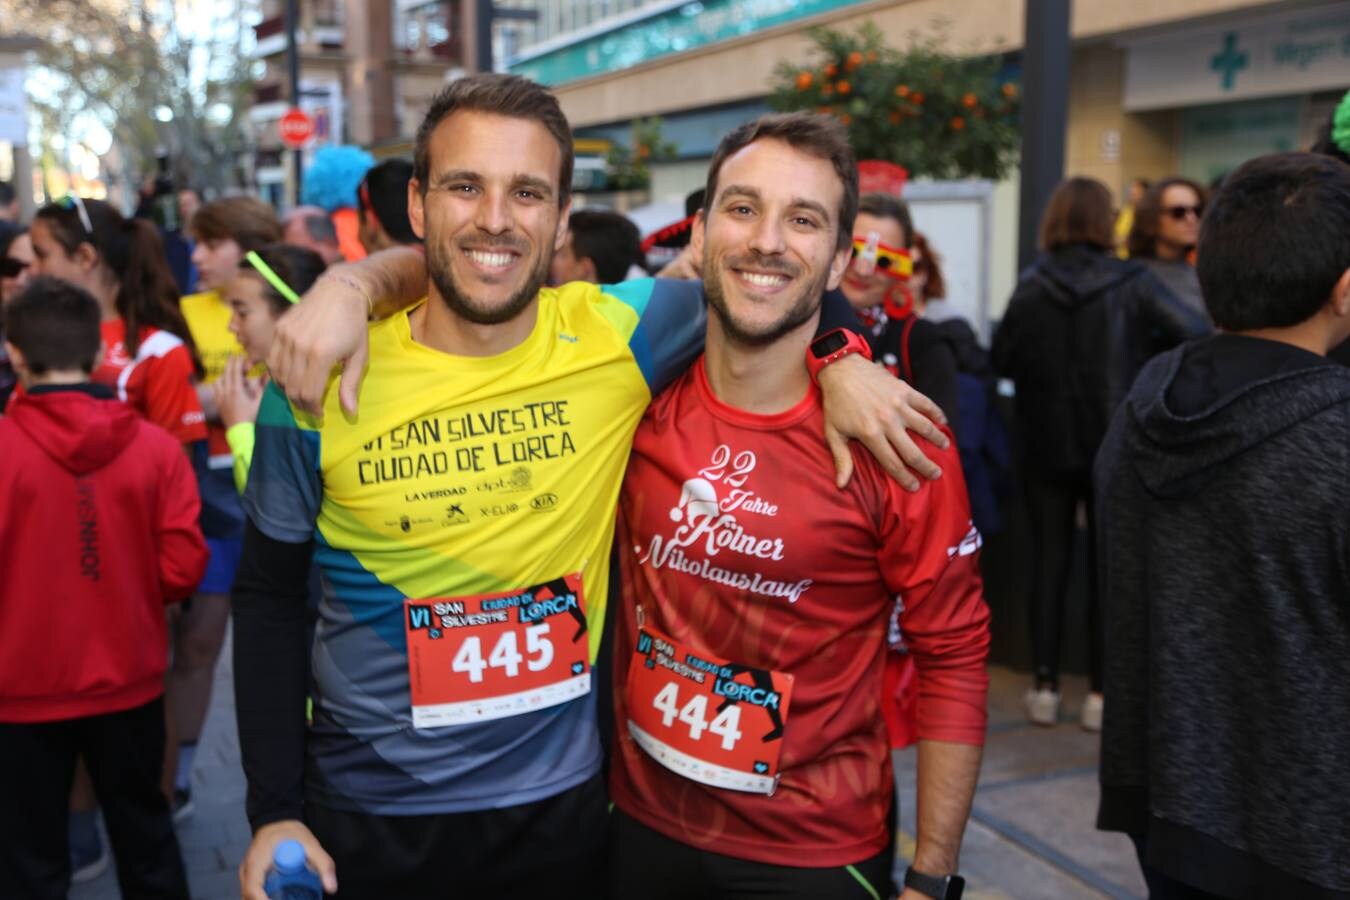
[0, 385, 208, 723]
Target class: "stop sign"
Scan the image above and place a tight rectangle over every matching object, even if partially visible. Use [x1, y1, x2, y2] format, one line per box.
[279, 108, 314, 148]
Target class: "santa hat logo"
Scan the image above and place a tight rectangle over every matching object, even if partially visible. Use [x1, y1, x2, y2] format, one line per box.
[670, 478, 719, 525]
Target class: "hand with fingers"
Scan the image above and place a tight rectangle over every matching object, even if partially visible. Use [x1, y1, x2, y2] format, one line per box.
[238, 819, 337, 900]
[215, 355, 267, 430]
[817, 354, 950, 490]
[266, 270, 372, 418]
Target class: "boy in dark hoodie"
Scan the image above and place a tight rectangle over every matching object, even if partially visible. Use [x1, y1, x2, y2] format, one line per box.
[0, 277, 207, 899]
[1095, 152, 1350, 899]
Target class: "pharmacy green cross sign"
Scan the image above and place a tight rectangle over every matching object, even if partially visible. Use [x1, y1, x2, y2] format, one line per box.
[1210, 32, 1249, 91]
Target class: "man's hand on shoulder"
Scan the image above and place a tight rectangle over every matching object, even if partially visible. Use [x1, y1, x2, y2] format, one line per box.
[818, 354, 949, 491]
[267, 267, 372, 418]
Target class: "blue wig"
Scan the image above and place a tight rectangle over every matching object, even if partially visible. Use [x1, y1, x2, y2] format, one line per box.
[301, 145, 375, 212]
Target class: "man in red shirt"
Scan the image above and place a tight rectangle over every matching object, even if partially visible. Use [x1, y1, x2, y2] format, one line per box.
[608, 113, 990, 900]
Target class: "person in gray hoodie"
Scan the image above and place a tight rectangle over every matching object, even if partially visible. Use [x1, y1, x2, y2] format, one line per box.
[1095, 151, 1350, 900]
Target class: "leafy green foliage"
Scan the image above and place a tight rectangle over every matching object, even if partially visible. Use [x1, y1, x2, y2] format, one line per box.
[9, 0, 256, 196]
[770, 23, 1020, 181]
[606, 117, 678, 191]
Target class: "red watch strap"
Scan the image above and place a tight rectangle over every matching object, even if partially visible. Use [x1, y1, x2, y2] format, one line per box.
[806, 328, 872, 384]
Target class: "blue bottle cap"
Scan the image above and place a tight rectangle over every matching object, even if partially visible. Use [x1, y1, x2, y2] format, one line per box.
[274, 839, 307, 874]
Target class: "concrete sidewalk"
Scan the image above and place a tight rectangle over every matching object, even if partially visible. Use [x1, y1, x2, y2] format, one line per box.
[73, 645, 1144, 899]
[893, 666, 1146, 899]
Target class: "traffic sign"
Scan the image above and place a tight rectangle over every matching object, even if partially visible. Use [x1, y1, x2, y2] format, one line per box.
[279, 108, 314, 148]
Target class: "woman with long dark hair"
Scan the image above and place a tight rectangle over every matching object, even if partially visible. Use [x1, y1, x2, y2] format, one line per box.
[30, 196, 205, 444]
[993, 177, 1207, 730]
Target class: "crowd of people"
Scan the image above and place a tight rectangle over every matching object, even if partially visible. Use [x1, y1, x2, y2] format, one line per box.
[0, 73, 1346, 900]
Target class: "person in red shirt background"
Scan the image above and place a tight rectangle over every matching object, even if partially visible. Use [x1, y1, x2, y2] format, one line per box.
[608, 112, 990, 900]
[28, 195, 205, 444]
[0, 277, 208, 899]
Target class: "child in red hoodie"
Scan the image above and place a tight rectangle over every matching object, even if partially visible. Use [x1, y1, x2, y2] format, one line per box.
[0, 277, 208, 899]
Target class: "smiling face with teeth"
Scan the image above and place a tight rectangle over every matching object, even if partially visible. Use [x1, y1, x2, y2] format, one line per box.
[410, 110, 570, 330]
[698, 138, 854, 348]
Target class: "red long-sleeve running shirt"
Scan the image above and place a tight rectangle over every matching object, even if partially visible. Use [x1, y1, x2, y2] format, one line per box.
[610, 359, 990, 868]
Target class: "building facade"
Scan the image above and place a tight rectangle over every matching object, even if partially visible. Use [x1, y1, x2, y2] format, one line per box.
[505, 0, 1350, 325]
[241, 1, 1350, 319]
[248, 0, 465, 205]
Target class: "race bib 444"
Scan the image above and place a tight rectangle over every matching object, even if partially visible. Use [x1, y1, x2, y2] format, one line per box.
[405, 574, 589, 728]
[626, 625, 794, 795]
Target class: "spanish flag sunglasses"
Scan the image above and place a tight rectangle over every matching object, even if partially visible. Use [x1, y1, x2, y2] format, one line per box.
[850, 232, 912, 280]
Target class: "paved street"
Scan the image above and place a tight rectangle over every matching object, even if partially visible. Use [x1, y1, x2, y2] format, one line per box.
[73, 638, 1145, 900]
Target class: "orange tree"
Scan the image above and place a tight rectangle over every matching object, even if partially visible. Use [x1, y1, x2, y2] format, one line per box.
[606, 117, 679, 190]
[771, 23, 1019, 181]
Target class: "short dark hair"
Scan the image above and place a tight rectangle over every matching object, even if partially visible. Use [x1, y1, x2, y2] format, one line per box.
[191, 196, 283, 253]
[1127, 177, 1206, 258]
[567, 210, 642, 283]
[1197, 152, 1350, 331]
[239, 243, 329, 316]
[704, 112, 858, 251]
[413, 74, 574, 207]
[1039, 177, 1115, 252]
[360, 159, 419, 245]
[4, 276, 102, 374]
[857, 192, 914, 247]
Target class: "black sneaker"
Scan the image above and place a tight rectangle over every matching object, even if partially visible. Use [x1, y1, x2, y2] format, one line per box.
[172, 787, 195, 824]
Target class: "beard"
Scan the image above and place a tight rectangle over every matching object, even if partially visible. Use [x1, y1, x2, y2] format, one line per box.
[704, 251, 827, 347]
[426, 235, 550, 326]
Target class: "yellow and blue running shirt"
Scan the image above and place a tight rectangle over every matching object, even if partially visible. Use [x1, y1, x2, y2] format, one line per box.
[244, 279, 705, 815]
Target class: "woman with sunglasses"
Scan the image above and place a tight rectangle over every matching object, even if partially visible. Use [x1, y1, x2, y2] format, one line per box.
[840, 192, 961, 429]
[1, 224, 34, 306]
[992, 177, 1208, 732]
[29, 196, 206, 445]
[0, 224, 34, 410]
[1126, 177, 1210, 321]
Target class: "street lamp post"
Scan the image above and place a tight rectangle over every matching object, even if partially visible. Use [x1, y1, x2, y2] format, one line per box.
[1017, 0, 1071, 272]
[285, 0, 303, 204]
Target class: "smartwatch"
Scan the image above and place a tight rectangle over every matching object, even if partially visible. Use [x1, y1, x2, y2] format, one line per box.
[805, 328, 872, 384]
[903, 866, 965, 900]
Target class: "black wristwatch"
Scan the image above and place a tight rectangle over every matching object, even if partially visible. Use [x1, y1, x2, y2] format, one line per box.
[904, 866, 965, 899]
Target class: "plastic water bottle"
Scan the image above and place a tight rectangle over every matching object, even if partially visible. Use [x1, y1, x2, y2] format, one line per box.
[263, 839, 323, 900]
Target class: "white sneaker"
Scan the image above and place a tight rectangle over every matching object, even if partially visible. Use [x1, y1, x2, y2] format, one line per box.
[1080, 692, 1104, 732]
[1023, 687, 1061, 726]
[70, 833, 110, 884]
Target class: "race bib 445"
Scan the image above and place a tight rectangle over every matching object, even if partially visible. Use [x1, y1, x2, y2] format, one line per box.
[405, 574, 589, 728]
[626, 625, 794, 795]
